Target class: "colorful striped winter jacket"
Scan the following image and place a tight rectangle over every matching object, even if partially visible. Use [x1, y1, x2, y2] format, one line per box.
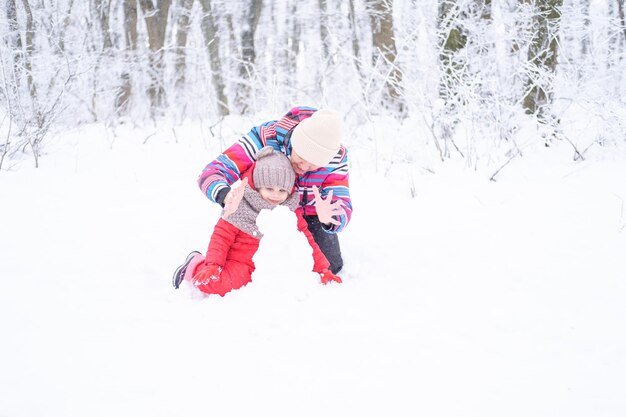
[198, 106, 352, 233]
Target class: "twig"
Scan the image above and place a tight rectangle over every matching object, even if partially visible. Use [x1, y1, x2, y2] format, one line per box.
[558, 132, 585, 161]
[143, 129, 159, 144]
[421, 111, 445, 162]
[208, 115, 225, 138]
[490, 150, 520, 182]
[0, 58, 14, 171]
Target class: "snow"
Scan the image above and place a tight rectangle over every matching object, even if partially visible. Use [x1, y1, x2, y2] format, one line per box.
[251, 206, 318, 293]
[1, 122, 626, 417]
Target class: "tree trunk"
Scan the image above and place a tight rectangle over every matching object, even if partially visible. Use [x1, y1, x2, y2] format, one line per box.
[5, 0, 22, 70]
[240, 0, 263, 69]
[19, 0, 37, 106]
[58, 0, 75, 53]
[438, 0, 467, 101]
[92, 0, 113, 50]
[276, 0, 299, 83]
[124, 0, 139, 50]
[319, 0, 330, 62]
[618, 0, 626, 44]
[289, 1, 301, 60]
[174, 0, 194, 90]
[480, 0, 492, 20]
[116, 0, 139, 115]
[225, 11, 237, 56]
[138, 0, 173, 112]
[521, 0, 564, 122]
[369, 0, 404, 114]
[2, 0, 21, 166]
[198, 0, 229, 116]
[580, 0, 591, 56]
[348, 0, 361, 72]
[235, 0, 263, 114]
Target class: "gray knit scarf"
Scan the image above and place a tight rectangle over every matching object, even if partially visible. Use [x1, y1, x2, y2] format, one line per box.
[224, 185, 300, 239]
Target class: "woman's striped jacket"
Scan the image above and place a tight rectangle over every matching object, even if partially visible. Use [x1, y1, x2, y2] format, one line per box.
[198, 106, 352, 233]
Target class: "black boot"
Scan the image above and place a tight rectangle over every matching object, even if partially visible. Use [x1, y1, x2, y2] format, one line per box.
[172, 251, 202, 289]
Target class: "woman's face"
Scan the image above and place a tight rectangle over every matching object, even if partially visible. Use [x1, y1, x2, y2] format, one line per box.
[290, 150, 321, 175]
[258, 186, 290, 205]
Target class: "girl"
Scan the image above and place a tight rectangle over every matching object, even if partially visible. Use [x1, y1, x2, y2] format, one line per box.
[173, 147, 341, 296]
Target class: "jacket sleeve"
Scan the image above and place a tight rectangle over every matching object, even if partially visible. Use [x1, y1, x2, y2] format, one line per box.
[321, 147, 352, 233]
[197, 121, 274, 203]
[205, 219, 239, 267]
[299, 147, 352, 233]
[295, 208, 331, 273]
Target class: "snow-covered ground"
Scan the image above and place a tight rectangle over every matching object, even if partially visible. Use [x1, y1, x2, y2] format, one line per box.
[1, 123, 626, 417]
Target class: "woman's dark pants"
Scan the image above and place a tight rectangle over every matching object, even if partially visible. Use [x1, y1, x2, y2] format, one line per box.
[304, 215, 344, 274]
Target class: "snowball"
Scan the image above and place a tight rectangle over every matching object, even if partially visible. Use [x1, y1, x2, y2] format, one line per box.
[250, 206, 317, 295]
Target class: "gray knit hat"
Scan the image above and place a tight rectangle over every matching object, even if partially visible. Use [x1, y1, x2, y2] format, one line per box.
[253, 147, 296, 191]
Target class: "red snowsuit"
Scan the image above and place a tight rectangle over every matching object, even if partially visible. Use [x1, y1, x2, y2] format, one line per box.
[191, 170, 330, 296]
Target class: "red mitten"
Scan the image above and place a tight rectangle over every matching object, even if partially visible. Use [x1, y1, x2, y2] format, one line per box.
[319, 269, 342, 285]
[192, 263, 223, 287]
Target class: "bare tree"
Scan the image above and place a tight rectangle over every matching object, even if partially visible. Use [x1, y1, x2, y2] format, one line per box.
[92, 0, 113, 50]
[618, 0, 626, 43]
[57, 0, 75, 53]
[124, 0, 139, 54]
[19, 0, 37, 105]
[438, 0, 467, 103]
[4, 0, 22, 70]
[319, 0, 330, 63]
[437, 0, 491, 95]
[116, 0, 139, 116]
[174, 0, 194, 90]
[198, 0, 229, 115]
[348, 0, 362, 74]
[435, 0, 468, 153]
[3, 0, 22, 126]
[288, 1, 301, 61]
[0, 61, 15, 170]
[368, 0, 405, 114]
[1, 0, 76, 167]
[138, 0, 173, 112]
[521, 0, 564, 124]
[580, 0, 591, 56]
[234, 0, 263, 114]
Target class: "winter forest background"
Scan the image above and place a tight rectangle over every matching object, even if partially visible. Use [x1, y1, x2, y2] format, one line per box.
[2, 2, 626, 415]
[1, 0, 625, 170]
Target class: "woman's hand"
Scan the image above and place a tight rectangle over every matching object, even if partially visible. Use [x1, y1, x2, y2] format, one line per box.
[312, 185, 346, 226]
[222, 177, 248, 220]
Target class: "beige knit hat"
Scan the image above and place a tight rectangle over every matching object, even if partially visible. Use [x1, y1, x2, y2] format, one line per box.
[291, 109, 342, 167]
[253, 147, 296, 191]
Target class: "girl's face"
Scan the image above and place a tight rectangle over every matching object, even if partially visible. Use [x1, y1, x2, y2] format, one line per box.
[290, 150, 321, 175]
[258, 186, 290, 205]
